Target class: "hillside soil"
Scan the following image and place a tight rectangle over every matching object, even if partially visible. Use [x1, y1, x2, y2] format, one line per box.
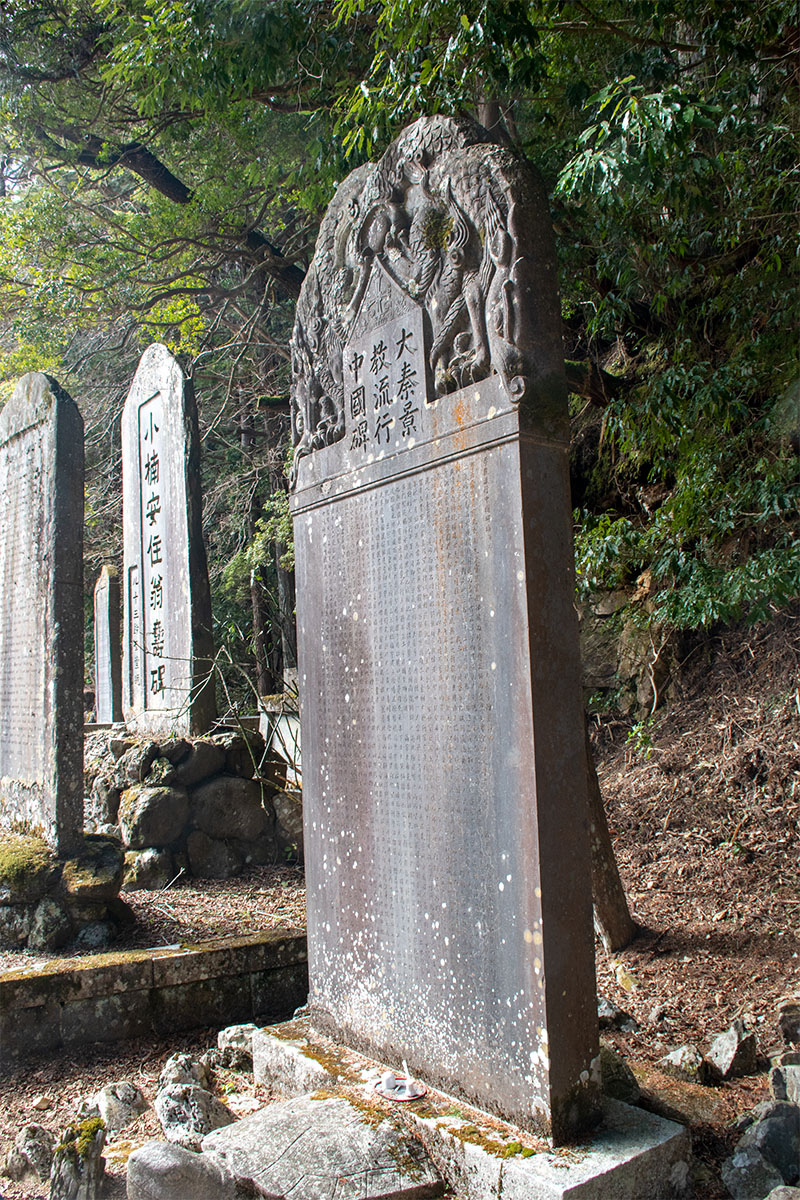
[0, 606, 798, 1199]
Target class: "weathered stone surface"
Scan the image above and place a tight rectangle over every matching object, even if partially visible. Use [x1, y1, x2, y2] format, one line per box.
[1, 1123, 54, 1182]
[126, 1140, 238, 1200]
[202, 1095, 442, 1199]
[192, 776, 271, 842]
[409, 1098, 690, 1200]
[94, 565, 123, 724]
[115, 742, 159, 788]
[217, 1024, 260, 1069]
[122, 847, 174, 892]
[209, 730, 265, 779]
[74, 920, 115, 950]
[0, 834, 57, 904]
[92, 1081, 147, 1132]
[780, 1002, 800, 1046]
[765, 1188, 800, 1199]
[290, 114, 598, 1141]
[657, 1044, 714, 1085]
[0, 373, 84, 853]
[598, 1046, 641, 1105]
[28, 896, 72, 950]
[173, 740, 226, 788]
[273, 790, 303, 859]
[772, 1066, 800, 1106]
[121, 344, 216, 736]
[252, 1024, 342, 1096]
[0, 903, 32, 947]
[739, 1102, 800, 1185]
[158, 1053, 211, 1092]
[49, 1118, 106, 1200]
[61, 835, 124, 900]
[722, 1145, 785, 1200]
[118, 786, 189, 849]
[88, 773, 121, 828]
[186, 831, 243, 880]
[707, 1019, 759, 1079]
[154, 1084, 236, 1150]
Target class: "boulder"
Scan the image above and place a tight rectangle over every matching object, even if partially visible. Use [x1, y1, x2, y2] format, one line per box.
[61, 835, 124, 901]
[154, 1084, 236, 1151]
[192, 776, 271, 842]
[122, 848, 175, 892]
[209, 730, 266, 779]
[765, 1188, 800, 1199]
[0, 904, 31, 947]
[109, 736, 136, 760]
[28, 897, 72, 951]
[92, 1081, 148, 1133]
[158, 1054, 211, 1092]
[772, 1066, 800, 1106]
[217, 1024, 260, 1070]
[88, 773, 121, 827]
[658, 1044, 715, 1085]
[0, 834, 57, 905]
[597, 994, 638, 1032]
[596, 1045, 641, 1105]
[74, 920, 115, 950]
[739, 1102, 800, 1185]
[235, 834, 277, 867]
[707, 1019, 758, 1079]
[722, 1145, 785, 1200]
[126, 1140, 238, 1200]
[780, 1001, 800, 1047]
[115, 741, 159, 787]
[1, 1123, 54, 1182]
[173, 741, 226, 789]
[49, 1117, 106, 1200]
[119, 786, 189, 849]
[160, 738, 192, 764]
[186, 832, 243, 880]
[146, 757, 178, 786]
[273, 790, 303, 861]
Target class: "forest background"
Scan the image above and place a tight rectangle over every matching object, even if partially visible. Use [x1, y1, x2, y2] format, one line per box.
[0, 0, 796, 712]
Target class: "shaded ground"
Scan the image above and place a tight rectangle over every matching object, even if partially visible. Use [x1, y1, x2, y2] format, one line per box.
[1, 606, 797, 1198]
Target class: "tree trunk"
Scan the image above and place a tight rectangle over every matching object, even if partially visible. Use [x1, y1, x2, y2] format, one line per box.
[240, 399, 275, 697]
[586, 721, 637, 952]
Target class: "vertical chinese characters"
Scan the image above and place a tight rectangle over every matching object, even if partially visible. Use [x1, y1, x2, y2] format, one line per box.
[139, 396, 168, 708]
[343, 309, 425, 456]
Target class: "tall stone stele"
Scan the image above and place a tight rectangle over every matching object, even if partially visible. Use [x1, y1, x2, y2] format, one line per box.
[0, 373, 84, 853]
[121, 344, 215, 736]
[290, 116, 600, 1143]
[94, 564, 123, 724]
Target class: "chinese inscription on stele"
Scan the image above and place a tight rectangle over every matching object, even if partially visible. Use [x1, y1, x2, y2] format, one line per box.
[121, 344, 215, 736]
[0, 372, 84, 853]
[290, 116, 599, 1144]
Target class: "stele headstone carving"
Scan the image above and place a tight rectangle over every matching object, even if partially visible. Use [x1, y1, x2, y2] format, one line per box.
[289, 116, 599, 1143]
[93, 564, 123, 724]
[121, 344, 215, 735]
[0, 373, 84, 853]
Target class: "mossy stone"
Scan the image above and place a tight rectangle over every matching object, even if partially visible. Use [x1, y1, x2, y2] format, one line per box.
[0, 835, 57, 904]
[61, 835, 124, 901]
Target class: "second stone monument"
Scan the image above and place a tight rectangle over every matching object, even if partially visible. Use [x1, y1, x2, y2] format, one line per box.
[290, 116, 599, 1142]
[121, 344, 215, 735]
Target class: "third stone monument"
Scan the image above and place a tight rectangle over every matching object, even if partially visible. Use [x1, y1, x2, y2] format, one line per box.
[121, 344, 215, 736]
[290, 116, 599, 1142]
[0, 373, 84, 852]
[94, 564, 123, 724]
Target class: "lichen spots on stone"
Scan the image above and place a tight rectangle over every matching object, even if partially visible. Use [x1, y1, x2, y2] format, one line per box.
[0, 833, 54, 891]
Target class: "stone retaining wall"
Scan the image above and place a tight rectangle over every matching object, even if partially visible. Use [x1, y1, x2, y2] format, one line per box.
[0, 930, 307, 1072]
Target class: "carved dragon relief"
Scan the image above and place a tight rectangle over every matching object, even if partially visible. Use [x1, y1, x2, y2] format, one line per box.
[290, 116, 542, 483]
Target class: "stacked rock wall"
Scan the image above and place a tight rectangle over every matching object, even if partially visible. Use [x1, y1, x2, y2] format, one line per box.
[85, 729, 303, 889]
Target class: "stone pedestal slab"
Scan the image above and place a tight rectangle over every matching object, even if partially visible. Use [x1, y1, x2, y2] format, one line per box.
[202, 1095, 444, 1200]
[251, 1019, 691, 1200]
[94, 564, 123, 724]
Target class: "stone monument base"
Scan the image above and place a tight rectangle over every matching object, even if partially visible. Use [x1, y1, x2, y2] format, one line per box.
[246, 1018, 691, 1200]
